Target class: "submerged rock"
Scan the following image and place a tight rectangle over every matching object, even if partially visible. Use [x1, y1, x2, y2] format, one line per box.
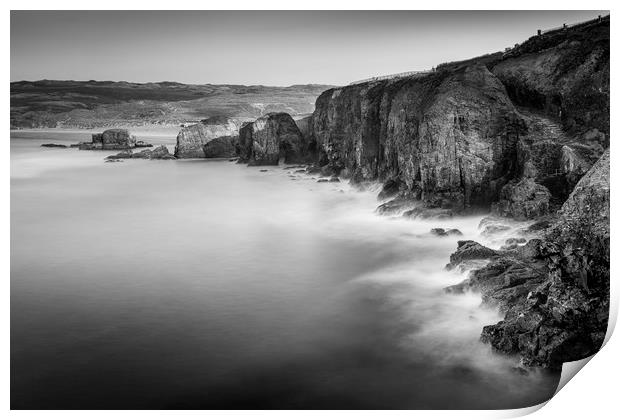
[105, 145, 175, 161]
[430, 228, 463, 237]
[403, 207, 453, 220]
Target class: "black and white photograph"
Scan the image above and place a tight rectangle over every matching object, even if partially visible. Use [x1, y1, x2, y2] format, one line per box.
[8, 4, 613, 414]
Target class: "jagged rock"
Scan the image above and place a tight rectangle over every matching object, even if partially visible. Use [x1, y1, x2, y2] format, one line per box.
[238, 112, 307, 165]
[175, 119, 241, 158]
[491, 178, 551, 220]
[203, 135, 237, 158]
[462, 151, 610, 369]
[446, 240, 499, 270]
[41, 143, 67, 148]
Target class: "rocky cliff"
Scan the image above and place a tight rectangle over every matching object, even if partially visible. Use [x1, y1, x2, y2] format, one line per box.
[309, 17, 608, 218]
[238, 112, 308, 165]
[304, 17, 609, 369]
[449, 149, 610, 370]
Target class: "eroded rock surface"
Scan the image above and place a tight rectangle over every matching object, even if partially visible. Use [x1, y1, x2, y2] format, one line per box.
[78, 129, 136, 150]
[238, 112, 308, 165]
[175, 119, 243, 158]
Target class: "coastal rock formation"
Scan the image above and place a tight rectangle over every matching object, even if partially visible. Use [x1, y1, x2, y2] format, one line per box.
[78, 129, 137, 150]
[41, 143, 67, 148]
[307, 18, 608, 217]
[202, 136, 238, 158]
[175, 119, 243, 158]
[446, 150, 609, 369]
[238, 112, 307, 165]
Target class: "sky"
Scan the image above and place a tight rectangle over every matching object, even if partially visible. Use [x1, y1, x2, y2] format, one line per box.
[11, 10, 608, 86]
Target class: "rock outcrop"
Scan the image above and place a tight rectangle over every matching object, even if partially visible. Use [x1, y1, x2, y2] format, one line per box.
[238, 112, 308, 165]
[307, 18, 608, 217]
[446, 150, 609, 369]
[175, 119, 243, 158]
[78, 129, 137, 150]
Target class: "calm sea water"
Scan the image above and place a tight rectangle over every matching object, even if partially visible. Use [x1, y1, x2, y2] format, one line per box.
[10, 130, 560, 409]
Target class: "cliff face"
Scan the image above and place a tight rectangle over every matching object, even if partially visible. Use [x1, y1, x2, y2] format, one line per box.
[313, 65, 523, 211]
[238, 112, 308, 165]
[474, 150, 610, 369]
[309, 18, 608, 216]
[175, 120, 243, 158]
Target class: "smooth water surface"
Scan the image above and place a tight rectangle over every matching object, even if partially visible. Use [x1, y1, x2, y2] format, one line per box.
[10, 130, 560, 409]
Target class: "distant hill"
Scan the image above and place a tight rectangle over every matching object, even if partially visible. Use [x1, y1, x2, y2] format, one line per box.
[10, 80, 335, 129]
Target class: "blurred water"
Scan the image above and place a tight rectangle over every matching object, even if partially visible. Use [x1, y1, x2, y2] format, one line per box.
[10, 130, 560, 409]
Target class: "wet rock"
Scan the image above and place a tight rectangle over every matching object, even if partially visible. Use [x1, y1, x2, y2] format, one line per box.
[105, 145, 175, 161]
[317, 178, 329, 183]
[329, 177, 340, 183]
[41, 143, 67, 148]
[430, 228, 463, 237]
[135, 140, 154, 148]
[403, 207, 453, 220]
[446, 240, 498, 270]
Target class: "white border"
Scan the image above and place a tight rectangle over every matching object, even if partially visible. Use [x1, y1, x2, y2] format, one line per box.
[4, 1, 617, 419]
